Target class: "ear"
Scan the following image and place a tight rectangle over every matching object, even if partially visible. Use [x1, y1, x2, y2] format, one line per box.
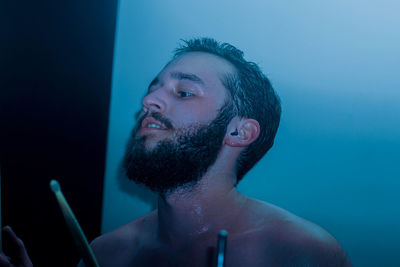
[224, 117, 260, 147]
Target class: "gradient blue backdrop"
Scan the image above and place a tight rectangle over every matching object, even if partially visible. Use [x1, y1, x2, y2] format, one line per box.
[102, 1, 400, 266]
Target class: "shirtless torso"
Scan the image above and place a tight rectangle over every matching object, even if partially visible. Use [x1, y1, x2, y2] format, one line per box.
[79, 196, 351, 267]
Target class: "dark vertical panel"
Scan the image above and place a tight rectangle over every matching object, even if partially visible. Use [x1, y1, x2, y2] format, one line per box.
[0, 0, 118, 266]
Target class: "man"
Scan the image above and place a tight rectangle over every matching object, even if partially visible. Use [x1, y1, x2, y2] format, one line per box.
[81, 38, 351, 266]
[1, 38, 352, 266]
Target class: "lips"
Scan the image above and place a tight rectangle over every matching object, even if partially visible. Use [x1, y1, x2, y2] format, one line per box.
[141, 117, 168, 130]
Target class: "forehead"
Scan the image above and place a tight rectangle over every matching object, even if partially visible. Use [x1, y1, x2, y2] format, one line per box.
[158, 52, 236, 96]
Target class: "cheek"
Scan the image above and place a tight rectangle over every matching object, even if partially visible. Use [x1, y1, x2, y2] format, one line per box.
[172, 101, 220, 125]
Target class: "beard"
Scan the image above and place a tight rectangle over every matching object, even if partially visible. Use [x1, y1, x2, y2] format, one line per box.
[123, 103, 233, 195]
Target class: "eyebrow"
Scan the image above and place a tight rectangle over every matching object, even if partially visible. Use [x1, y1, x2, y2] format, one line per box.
[170, 71, 205, 85]
[148, 77, 159, 90]
[147, 71, 205, 91]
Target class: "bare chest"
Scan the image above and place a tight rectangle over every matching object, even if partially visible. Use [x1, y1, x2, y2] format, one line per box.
[131, 235, 276, 267]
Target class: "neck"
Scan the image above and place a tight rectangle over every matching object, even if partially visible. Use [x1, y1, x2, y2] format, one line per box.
[156, 171, 247, 245]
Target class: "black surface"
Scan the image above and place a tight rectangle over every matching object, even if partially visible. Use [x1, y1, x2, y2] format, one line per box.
[1, 1, 118, 266]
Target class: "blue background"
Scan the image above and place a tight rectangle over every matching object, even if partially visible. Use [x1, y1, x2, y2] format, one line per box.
[102, 1, 400, 266]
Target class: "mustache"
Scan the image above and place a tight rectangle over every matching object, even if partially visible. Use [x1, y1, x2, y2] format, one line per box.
[135, 111, 174, 130]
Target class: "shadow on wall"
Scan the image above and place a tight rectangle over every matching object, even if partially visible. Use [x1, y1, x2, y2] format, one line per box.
[116, 160, 158, 211]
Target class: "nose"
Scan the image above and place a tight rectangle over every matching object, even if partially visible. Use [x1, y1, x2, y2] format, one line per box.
[142, 89, 167, 114]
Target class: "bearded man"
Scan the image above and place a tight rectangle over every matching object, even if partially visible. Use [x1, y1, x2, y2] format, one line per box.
[82, 38, 351, 266]
[0, 38, 351, 267]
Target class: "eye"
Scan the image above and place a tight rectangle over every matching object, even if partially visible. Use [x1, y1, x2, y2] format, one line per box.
[177, 91, 194, 98]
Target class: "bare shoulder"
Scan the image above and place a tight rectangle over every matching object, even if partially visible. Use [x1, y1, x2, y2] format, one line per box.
[246, 198, 352, 266]
[77, 210, 157, 267]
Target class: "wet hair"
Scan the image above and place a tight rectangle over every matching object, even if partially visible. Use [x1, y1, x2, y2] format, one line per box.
[173, 38, 282, 184]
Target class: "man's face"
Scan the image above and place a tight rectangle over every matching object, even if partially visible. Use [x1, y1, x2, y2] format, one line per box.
[123, 52, 236, 194]
[139, 52, 235, 149]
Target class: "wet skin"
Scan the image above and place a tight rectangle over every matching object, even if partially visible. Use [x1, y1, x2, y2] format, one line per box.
[82, 198, 351, 267]
[78, 52, 351, 267]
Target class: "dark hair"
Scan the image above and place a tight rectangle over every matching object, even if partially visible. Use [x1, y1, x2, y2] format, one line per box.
[173, 38, 281, 184]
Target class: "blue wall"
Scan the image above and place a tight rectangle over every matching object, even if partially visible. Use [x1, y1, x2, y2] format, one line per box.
[103, 1, 400, 266]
